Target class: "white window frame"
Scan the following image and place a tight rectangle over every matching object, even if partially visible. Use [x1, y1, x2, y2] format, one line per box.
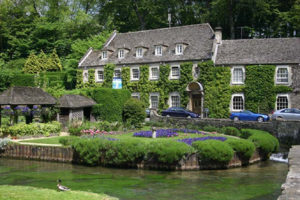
[276, 94, 290, 110]
[136, 48, 143, 58]
[83, 70, 88, 83]
[114, 68, 121, 78]
[175, 44, 183, 55]
[118, 49, 125, 59]
[130, 67, 140, 81]
[231, 66, 245, 85]
[95, 69, 104, 82]
[131, 92, 140, 100]
[275, 65, 290, 85]
[155, 45, 162, 56]
[149, 93, 160, 109]
[169, 92, 180, 108]
[170, 65, 180, 79]
[231, 93, 244, 112]
[101, 51, 107, 60]
[149, 66, 159, 80]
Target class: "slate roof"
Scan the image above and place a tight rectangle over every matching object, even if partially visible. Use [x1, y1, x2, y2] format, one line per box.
[215, 38, 300, 65]
[0, 87, 57, 105]
[58, 94, 96, 108]
[79, 23, 214, 67]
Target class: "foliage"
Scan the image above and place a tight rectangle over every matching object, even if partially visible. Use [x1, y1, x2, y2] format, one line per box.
[122, 98, 146, 128]
[12, 74, 36, 87]
[148, 140, 195, 164]
[198, 61, 231, 118]
[225, 138, 255, 160]
[0, 138, 11, 150]
[192, 140, 234, 164]
[103, 64, 115, 88]
[1, 122, 61, 137]
[202, 125, 220, 132]
[223, 127, 241, 137]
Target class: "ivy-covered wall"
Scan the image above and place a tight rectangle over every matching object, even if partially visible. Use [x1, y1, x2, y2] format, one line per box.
[76, 61, 292, 118]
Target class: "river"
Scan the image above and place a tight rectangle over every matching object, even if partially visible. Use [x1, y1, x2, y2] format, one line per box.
[0, 158, 287, 200]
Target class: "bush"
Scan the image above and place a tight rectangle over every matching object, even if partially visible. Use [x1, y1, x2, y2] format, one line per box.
[12, 73, 36, 87]
[248, 133, 279, 157]
[148, 140, 194, 164]
[59, 136, 78, 146]
[122, 98, 146, 128]
[241, 129, 273, 139]
[224, 127, 241, 137]
[192, 140, 234, 164]
[202, 125, 219, 132]
[225, 138, 255, 160]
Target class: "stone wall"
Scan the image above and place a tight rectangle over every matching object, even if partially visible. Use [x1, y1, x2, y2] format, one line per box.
[150, 111, 300, 147]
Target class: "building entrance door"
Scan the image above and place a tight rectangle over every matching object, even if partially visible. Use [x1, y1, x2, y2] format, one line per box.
[192, 94, 202, 114]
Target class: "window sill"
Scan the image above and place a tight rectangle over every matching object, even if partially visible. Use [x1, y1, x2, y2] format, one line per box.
[170, 77, 180, 80]
[231, 82, 244, 85]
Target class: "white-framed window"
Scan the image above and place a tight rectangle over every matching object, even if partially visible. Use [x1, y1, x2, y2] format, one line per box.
[96, 69, 104, 82]
[155, 45, 162, 56]
[169, 92, 180, 107]
[170, 65, 180, 79]
[231, 94, 244, 111]
[83, 70, 88, 83]
[231, 66, 245, 84]
[276, 66, 289, 84]
[118, 49, 125, 59]
[175, 44, 183, 55]
[101, 51, 107, 60]
[276, 94, 289, 110]
[136, 48, 143, 58]
[131, 92, 140, 100]
[130, 67, 140, 81]
[114, 68, 121, 78]
[150, 66, 159, 80]
[150, 93, 159, 109]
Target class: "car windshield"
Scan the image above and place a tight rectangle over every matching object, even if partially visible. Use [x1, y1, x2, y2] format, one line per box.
[243, 110, 253, 114]
[281, 109, 292, 113]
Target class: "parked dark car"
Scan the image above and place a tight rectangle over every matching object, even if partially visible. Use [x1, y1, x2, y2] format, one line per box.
[230, 110, 269, 122]
[272, 108, 300, 121]
[161, 107, 199, 118]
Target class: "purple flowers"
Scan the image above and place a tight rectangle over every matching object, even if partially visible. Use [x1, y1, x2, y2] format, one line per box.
[172, 128, 206, 135]
[177, 136, 227, 146]
[133, 129, 179, 138]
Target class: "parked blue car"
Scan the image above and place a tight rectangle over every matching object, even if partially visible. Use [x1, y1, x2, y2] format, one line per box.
[230, 110, 269, 122]
[162, 107, 199, 118]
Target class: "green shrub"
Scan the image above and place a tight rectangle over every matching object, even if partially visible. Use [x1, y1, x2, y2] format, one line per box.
[202, 125, 219, 132]
[104, 139, 147, 166]
[248, 133, 279, 157]
[59, 136, 78, 146]
[122, 98, 146, 128]
[241, 129, 271, 139]
[224, 127, 241, 137]
[225, 138, 255, 160]
[148, 140, 194, 164]
[192, 140, 234, 164]
[12, 74, 36, 87]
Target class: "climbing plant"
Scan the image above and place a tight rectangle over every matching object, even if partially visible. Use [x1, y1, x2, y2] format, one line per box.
[103, 64, 115, 88]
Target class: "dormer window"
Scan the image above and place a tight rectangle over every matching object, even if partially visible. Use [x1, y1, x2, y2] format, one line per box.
[102, 51, 107, 60]
[155, 46, 162, 56]
[118, 49, 125, 59]
[136, 48, 143, 58]
[175, 44, 183, 55]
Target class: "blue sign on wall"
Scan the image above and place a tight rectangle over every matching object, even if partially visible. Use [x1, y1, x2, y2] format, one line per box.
[112, 78, 122, 89]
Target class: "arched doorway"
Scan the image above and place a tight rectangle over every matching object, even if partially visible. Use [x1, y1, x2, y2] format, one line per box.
[186, 82, 204, 118]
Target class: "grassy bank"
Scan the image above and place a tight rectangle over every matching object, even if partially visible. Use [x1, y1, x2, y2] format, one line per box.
[0, 185, 117, 200]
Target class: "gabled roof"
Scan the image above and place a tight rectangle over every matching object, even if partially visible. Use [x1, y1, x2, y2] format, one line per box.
[58, 95, 96, 108]
[0, 87, 57, 105]
[79, 23, 214, 67]
[215, 38, 300, 65]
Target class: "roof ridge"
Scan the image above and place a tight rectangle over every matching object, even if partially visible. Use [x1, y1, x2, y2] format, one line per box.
[222, 37, 300, 42]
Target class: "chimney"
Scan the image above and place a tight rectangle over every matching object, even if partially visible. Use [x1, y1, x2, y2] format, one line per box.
[215, 27, 222, 44]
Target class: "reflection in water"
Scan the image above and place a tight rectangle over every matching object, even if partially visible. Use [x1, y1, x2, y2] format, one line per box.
[0, 158, 288, 200]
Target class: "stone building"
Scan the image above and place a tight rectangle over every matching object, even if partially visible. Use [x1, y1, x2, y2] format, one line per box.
[78, 23, 300, 117]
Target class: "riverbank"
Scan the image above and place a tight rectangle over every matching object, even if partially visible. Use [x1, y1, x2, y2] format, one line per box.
[0, 185, 118, 200]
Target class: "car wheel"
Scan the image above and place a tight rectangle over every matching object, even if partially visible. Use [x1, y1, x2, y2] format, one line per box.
[257, 117, 264, 122]
[166, 115, 170, 117]
[187, 115, 191, 118]
[233, 117, 239, 121]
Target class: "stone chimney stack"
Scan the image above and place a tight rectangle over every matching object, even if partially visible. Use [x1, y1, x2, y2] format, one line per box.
[215, 27, 222, 44]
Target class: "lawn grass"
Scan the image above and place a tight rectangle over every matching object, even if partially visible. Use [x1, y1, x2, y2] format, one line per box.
[20, 136, 69, 145]
[0, 185, 118, 200]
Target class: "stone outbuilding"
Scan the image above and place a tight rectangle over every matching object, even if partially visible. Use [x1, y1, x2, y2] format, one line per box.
[58, 94, 96, 125]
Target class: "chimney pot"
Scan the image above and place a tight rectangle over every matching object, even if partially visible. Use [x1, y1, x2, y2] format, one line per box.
[215, 27, 222, 44]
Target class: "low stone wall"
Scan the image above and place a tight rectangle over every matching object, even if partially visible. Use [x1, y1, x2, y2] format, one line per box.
[1, 143, 263, 170]
[1, 144, 73, 162]
[150, 111, 300, 146]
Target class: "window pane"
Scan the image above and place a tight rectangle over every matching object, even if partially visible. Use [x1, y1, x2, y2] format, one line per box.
[176, 44, 183, 54]
[277, 96, 288, 110]
[114, 69, 121, 78]
[137, 48, 142, 57]
[233, 68, 243, 83]
[132, 69, 139, 79]
[97, 71, 104, 81]
[119, 50, 124, 58]
[151, 68, 159, 79]
[151, 96, 159, 109]
[277, 68, 288, 83]
[233, 96, 244, 110]
[171, 95, 180, 107]
[155, 46, 162, 55]
[171, 67, 180, 77]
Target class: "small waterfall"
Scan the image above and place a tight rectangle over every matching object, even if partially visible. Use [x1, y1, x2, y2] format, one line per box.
[270, 152, 288, 163]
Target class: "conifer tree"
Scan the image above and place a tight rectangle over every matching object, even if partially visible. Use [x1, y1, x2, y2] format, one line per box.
[23, 52, 41, 74]
[48, 49, 62, 71]
[38, 50, 49, 72]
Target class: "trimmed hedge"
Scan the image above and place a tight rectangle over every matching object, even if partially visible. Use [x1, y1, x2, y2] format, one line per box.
[225, 138, 255, 160]
[192, 140, 234, 164]
[122, 98, 146, 128]
[12, 74, 35, 87]
[224, 127, 241, 137]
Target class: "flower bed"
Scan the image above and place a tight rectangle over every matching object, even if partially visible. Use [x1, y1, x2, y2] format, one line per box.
[133, 129, 179, 138]
[177, 136, 227, 145]
[172, 128, 206, 135]
[80, 129, 117, 136]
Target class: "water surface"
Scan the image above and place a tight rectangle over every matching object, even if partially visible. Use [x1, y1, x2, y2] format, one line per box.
[0, 158, 287, 200]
